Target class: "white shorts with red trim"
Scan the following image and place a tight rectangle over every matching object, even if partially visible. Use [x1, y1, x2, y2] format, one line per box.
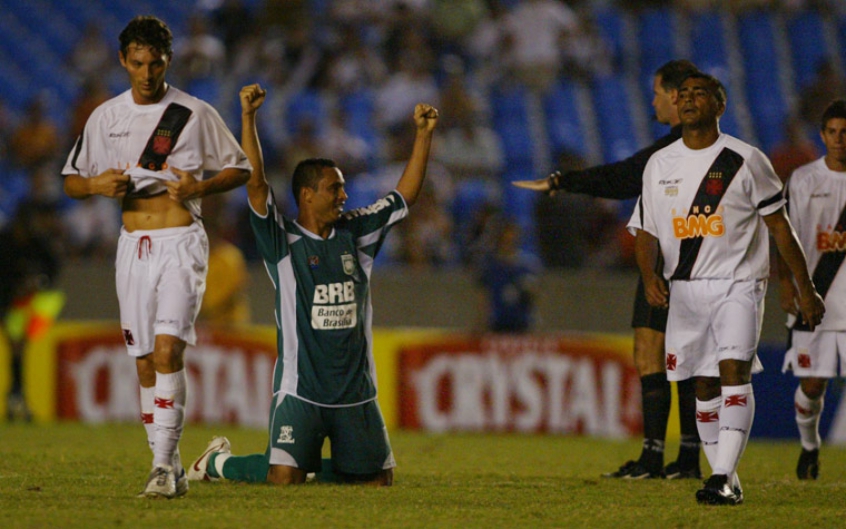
[783, 329, 846, 378]
[665, 278, 765, 381]
[115, 223, 208, 356]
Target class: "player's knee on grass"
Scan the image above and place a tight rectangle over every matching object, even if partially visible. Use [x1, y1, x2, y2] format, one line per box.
[267, 464, 308, 485]
[336, 468, 393, 486]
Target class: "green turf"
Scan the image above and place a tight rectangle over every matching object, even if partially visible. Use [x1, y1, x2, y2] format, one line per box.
[1, 423, 844, 528]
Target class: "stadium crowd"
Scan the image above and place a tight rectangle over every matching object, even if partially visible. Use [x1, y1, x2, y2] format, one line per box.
[1, 0, 845, 271]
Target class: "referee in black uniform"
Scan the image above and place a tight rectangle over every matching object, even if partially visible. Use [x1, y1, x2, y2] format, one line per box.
[514, 60, 702, 479]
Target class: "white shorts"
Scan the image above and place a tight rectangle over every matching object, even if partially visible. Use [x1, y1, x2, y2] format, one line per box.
[116, 223, 208, 356]
[783, 329, 846, 378]
[665, 278, 766, 381]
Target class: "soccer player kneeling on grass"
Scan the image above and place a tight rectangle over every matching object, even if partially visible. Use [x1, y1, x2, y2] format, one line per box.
[188, 84, 439, 485]
[629, 72, 825, 505]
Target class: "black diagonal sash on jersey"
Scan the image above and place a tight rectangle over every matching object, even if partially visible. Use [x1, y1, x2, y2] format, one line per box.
[671, 148, 744, 280]
[137, 103, 192, 171]
[794, 200, 846, 331]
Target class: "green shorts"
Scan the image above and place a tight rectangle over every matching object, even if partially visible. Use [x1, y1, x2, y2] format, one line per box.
[268, 393, 396, 475]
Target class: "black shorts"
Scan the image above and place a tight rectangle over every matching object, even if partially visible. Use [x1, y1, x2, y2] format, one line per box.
[631, 275, 668, 332]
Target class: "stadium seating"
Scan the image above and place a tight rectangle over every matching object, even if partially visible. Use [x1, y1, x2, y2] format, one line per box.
[736, 10, 788, 153]
[542, 80, 587, 159]
[490, 83, 535, 172]
[3, 1, 844, 262]
[590, 74, 639, 163]
[785, 10, 830, 93]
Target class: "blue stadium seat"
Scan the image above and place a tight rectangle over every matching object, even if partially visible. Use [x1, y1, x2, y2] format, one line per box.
[340, 89, 380, 158]
[690, 11, 729, 73]
[736, 11, 787, 153]
[592, 7, 626, 72]
[286, 90, 326, 136]
[502, 168, 538, 257]
[786, 11, 829, 92]
[637, 8, 676, 91]
[543, 80, 587, 158]
[490, 84, 535, 171]
[591, 74, 639, 163]
[187, 77, 222, 107]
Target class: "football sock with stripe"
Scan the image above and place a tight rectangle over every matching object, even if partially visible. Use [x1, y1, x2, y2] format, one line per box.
[713, 384, 755, 478]
[695, 396, 721, 472]
[139, 384, 156, 453]
[794, 385, 823, 451]
[152, 369, 187, 469]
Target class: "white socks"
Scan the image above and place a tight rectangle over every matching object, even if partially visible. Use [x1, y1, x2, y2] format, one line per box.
[152, 369, 188, 470]
[713, 384, 755, 478]
[696, 396, 722, 471]
[139, 385, 156, 453]
[794, 386, 823, 451]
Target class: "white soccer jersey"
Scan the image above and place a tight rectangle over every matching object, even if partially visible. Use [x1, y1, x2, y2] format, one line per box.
[631, 134, 785, 281]
[62, 86, 250, 219]
[786, 157, 846, 330]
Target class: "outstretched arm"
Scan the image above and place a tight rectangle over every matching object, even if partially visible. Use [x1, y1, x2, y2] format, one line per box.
[763, 207, 825, 330]
[511, 127, 681, 199]
[239, 84, 270, 216]
[395, 104, 439, 207]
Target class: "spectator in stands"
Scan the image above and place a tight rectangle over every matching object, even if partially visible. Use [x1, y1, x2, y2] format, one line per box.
[770, 114, 820, 183]
[63, 195, 120, 260]
[395, 180, 455, 267]
[798, 59, 846, 131]
[430, 0, 489, 60]
[433, 57, 503, 181]
[69, 23, 112, 81]
[8, 97, 59, 171]
[69, 78, 111, 145]
[499, 0, 582, 93]
[173, 14, 226, 90]
[466, 0, 509, 88]
[375, 48, 440, 131]
[325, 24, 388, 95]
[207, 0, 256, 67]
[475, 216, 540, 333]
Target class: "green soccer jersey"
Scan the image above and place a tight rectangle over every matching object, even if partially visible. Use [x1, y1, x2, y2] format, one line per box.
[250, 189, 408, 406]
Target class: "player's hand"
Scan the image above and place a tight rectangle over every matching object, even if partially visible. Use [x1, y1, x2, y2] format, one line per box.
[778, 280, 799, 316]
[512, 173, 558, 196]
[240, 84, 266, 115]
[414, 103, 438, 132]
[797, 288, 825, 331]
[165, 168, 200, 202]
[643, 274, 669, 309]
[95, 168, 130, 198]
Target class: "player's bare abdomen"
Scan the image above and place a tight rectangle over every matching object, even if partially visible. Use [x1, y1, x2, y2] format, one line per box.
[122, 193, 194, 232]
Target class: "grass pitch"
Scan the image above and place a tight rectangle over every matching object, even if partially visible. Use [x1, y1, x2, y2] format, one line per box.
[1, 423, 844, 528]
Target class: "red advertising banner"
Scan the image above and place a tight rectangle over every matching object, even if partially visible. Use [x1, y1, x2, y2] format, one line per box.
[55, 325, 277, 426]
[399, 334, 641, 436]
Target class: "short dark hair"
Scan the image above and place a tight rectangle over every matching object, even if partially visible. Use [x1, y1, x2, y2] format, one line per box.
[119, 16, 173, 57]
[820, 99, 846, 130]
[655, 59, 699, 91]
[291, 158, 338, 205]
[680, 71, 727, 107]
